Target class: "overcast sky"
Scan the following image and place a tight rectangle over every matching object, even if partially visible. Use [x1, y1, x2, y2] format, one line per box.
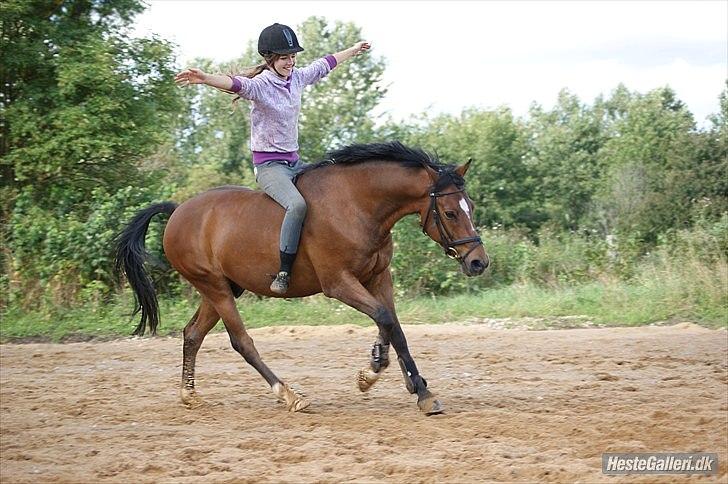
[134, 1, 727, 127]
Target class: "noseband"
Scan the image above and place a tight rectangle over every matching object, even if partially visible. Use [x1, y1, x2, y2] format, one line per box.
[421, 186, 483, 262]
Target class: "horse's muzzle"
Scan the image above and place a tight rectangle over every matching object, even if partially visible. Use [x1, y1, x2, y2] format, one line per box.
[466, 255, 489, 276]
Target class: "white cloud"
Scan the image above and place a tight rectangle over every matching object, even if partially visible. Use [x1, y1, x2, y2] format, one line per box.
[134, 1, 727, 126]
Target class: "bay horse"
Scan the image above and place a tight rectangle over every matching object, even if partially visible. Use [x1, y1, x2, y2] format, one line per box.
[115, 141, 489, 415]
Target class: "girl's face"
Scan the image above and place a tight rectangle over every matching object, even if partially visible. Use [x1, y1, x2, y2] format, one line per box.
[272, 54, 296, 78]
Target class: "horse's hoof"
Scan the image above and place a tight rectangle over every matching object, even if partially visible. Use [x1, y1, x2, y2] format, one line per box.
[289, 397, 310, 412]
[272, 382, 310, 412]
[180, 388, 205, 408]
[417, 392, 444, 415]
[357, 368, 381, 392]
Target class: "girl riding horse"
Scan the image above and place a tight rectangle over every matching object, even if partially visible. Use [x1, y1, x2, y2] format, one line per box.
[175, 23, 370, 295]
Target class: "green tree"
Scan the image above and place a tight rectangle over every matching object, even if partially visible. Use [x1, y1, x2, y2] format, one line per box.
[391, 108, 532, 229]
[594, 86, 699, 243]
[296, 16, 387, 160]
[689, 83, 728, 223]
[168, 54, 257, 201]
[525, 89, 608, 230]
[1, 0, 181, 305]
[1, 0, 180, 207]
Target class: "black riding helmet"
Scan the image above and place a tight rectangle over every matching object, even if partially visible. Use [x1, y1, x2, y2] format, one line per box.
[258, 23, 304, 56]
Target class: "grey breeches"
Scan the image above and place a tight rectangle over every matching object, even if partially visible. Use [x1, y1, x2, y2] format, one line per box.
[254, 160, 307, 254]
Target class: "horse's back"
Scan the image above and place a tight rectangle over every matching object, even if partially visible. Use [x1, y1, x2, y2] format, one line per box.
[168, 184, 274, 224]
[164, 174, 344, 249]
[164, 186, 281, 269]
[163, 185, 324, 296]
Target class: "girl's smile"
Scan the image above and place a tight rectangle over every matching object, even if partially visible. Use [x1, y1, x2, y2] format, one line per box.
[273, 54, 296, 78]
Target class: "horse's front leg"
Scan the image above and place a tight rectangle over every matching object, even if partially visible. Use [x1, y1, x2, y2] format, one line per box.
[357, 332, 391, 392]
[356, 270, 394, 392]
[324, 273, 443, 414]
[383, 312, 443, 415]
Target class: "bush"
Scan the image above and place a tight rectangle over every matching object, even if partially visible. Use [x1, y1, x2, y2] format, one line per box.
[631, 222, 727, 323]
[390, 216, 475, 297]
[7, 184, 176, 308]
[390, 220, 610, 296]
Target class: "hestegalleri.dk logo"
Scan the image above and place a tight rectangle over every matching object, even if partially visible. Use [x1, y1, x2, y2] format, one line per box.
[602, 453, 718, 475]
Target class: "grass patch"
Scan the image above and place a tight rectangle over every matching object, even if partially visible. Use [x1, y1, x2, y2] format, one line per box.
[0, 293, 372, 343]
[2, 270, 725, 343]
[400, 281, 725, 328]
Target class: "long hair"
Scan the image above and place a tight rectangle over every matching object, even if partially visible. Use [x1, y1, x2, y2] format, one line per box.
[221, 53, 279, 107]
[235, 53, 278, 79]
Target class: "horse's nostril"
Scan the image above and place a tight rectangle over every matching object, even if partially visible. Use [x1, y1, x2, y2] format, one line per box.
[470, 256, 490, 273]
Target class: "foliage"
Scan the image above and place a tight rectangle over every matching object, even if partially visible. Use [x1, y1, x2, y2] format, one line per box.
[8, 184, 174, 308]
[296, 17, 387, 160]
[2, 8, 725, 324]
[525, 89, 608, 230]
[594, 85, 700, 243]
[390, 217, 480, 297]
[173, 55, 256, 189]
[1, 0, 181, 207]
[4, 230, 725, 341]
[2, 0, 181, 306]
[390, 108, 535, 229]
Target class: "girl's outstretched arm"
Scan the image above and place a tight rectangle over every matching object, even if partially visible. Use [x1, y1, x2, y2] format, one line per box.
[333, 41, 371, 65]
[175, 68, 234, 91]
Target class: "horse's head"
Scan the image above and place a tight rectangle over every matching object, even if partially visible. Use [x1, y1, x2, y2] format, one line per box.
[419, 160, 489, 276]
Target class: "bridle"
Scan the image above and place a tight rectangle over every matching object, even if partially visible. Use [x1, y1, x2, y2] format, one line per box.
[421, 184, 483, 262]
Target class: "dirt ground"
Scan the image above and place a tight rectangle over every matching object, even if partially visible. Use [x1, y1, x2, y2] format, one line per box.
[1, 321, 726, 483]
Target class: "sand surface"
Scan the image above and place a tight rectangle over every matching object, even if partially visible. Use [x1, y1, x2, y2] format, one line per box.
[1, 322, 726, 483]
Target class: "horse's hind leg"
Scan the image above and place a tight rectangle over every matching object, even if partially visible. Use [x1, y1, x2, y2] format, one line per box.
[181, 299, 220, 406]
[195, 279, 309, 412]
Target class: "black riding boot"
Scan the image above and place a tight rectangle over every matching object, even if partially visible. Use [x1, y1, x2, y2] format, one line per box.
[270, 251, 296, 294]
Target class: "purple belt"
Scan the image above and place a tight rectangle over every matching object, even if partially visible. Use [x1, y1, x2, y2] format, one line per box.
[252, 151, 300, 166]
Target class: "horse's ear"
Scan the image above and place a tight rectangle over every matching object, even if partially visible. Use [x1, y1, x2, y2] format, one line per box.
[455, 158, 473, 177]
[423, 164, 440, 182]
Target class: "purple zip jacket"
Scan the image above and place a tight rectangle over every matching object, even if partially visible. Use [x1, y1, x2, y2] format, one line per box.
[231, 55, 337, 165]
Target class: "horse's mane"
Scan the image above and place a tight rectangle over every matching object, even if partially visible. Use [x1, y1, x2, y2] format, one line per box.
[301, 141, 465, 190]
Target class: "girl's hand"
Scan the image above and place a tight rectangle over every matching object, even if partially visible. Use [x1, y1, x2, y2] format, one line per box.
[333, 42, 371, 65]
[352, 41, 371, 56]
[174, 68, 208, 86]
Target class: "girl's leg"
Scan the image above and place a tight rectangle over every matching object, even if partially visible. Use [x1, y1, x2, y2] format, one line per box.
[255, 161, 307, 293]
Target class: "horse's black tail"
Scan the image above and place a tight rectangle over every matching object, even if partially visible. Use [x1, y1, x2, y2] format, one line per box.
[114, 202, 177, 336]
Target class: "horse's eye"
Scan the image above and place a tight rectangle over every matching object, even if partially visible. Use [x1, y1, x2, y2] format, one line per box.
[444, 211, 457, 220]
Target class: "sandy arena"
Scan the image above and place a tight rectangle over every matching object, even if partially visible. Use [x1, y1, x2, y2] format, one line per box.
[1, 322, 726, 482]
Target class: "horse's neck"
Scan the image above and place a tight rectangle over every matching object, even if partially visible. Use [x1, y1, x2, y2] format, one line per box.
[305, 163, 428, 234]
[370, 166, 429, 231]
